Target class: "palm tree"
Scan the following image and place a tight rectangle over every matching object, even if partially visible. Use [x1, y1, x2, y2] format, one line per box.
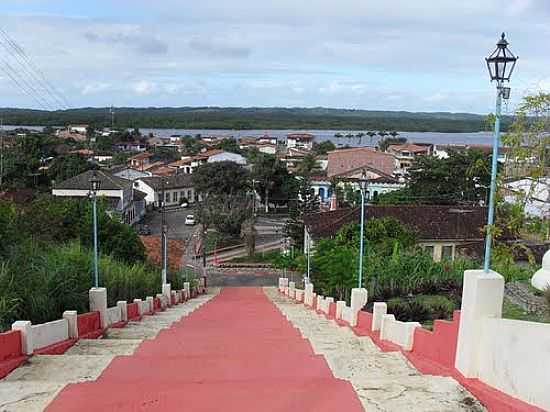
[389, 131, 399, 138]
[367, 131, 376, 145]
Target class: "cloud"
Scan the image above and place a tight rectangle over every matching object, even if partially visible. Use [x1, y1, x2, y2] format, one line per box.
[188, 36, 251, 58]
[84, 25, 168, 55]
[81, 82, 112, 95]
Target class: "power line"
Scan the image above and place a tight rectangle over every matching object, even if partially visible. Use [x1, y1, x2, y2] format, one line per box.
[0, 27, 71, 108]
[0, 26, 70, 110]
[1, 62, 52, 110]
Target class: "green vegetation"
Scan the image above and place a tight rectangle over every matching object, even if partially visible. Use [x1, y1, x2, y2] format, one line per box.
[502, 298, 550, 324]
[0, 107, 513, 132]
[376, 149, 491, 205]
[0, 196, 171, 331]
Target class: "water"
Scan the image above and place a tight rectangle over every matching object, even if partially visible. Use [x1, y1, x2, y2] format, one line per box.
[3, 125, 494, 146]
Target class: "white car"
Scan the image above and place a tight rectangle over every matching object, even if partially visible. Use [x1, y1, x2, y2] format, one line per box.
[184, 215, 196, 225]
[180, 202, 189, 208]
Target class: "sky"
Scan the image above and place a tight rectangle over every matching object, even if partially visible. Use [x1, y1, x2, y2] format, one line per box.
[0, 0, 549, 114]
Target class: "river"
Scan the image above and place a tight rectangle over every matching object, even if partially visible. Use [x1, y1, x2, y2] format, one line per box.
[2, 125, 494, 146]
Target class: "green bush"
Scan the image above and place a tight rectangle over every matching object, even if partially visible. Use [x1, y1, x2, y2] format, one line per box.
[0, 241, 169, 332]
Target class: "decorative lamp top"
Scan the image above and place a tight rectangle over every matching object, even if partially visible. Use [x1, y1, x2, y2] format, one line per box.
[485, 32, 518, 82]
[89, 170, 101, 192]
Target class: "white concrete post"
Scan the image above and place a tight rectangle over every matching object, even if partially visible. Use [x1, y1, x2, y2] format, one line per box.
[133, 299, 144, 316]
[372, 302, 387, 332]
[380, 314, 394, 341]
[12, 320, 33, 355]
[162, 283, 172, 307]
[89, 287, 108, 329]
[63, 311, 78, 339]
[156, 293, 166, 309]
[455, 269, 504, 378]
[350, 288, 368, 327]
[288, 281, 296, 299]
[304, 283, 314, 306]
[326, 297, 334, 314]
[316, 295, 324, 311]
[336, 301, 346, 319]
[184, 282, 191, 300]
[146, 296, 155, 313]
[117, 301, 128, 322]
[171, 290, 177, 305]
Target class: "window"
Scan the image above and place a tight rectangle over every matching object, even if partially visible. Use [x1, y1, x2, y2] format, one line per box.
[424, 245, 435, 259]
[173, 191, 178, 202]
[180, 191, 185, 200]
[442, 245, 454, 260]
[188, 191, 194, 202]
[165, 192, 171, 203]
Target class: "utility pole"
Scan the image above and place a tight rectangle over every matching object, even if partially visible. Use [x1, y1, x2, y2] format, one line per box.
[110, 105, 115, 130]
[161, 179, 168, 284]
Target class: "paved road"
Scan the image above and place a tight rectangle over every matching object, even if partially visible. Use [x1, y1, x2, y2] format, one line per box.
[142, 207, 198, 240]
[46, 288, 364, 411]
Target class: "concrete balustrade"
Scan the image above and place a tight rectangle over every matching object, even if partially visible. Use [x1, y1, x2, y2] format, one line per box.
[372, 302, 387, 331]
[31, 319, 70, 351]
[146, 296, 155, 314]
[336, 301, 346, 319]
[133, 299, 144, 316]
[89, 287, 108, 329]
[304, 283, 314, 306]
[63, 311, 78, 339]
[294, 289, 304, 302]
[162, 283, 172, 307]
[11, 321, 33, 355]
[106, 306, 122, 326]
[288, 282, 296, 299]
[379, 314, 420, 351]
[117, 301, 128, 322]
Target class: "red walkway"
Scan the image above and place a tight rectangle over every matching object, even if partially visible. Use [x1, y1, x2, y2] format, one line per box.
[46, 288, 364, 411]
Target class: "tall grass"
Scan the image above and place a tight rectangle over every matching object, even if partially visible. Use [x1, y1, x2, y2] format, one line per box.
[0, 241, 178, 332]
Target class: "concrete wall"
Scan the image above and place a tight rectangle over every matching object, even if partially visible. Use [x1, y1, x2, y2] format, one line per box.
[455, 269, 550, 410]
[478, 318, 550, 409]
[31, 319, 69, 351]
[379, 314, 420, 351]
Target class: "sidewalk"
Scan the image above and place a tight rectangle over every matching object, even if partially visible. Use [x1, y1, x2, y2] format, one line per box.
[46, 288, 364, 411]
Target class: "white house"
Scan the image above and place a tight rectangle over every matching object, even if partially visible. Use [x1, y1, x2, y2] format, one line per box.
[134, 173, 195, 208]
[504, 177, 550, 218]
[68, 124, 88, 134]
[52, 169, 146, 225]
[167, 150, 247, 175]
[287, 133, 314, 150]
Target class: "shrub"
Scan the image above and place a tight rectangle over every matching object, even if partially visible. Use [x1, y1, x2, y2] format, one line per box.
[0, 241, 168, 331]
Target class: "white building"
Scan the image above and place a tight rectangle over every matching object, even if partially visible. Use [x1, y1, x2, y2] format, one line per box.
[134, 174, 195, 208]
[504, 177, 550, 218]
[287, 133, 314, 150]
[167, 150, 247, 175]
[52, 170, 146, 225]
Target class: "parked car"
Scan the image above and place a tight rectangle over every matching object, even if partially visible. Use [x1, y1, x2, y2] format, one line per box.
[180, 202, 189, 208]
[138, 224, 151, 235]
[184, 215, 196, 225]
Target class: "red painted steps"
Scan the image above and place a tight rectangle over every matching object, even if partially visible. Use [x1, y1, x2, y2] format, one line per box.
[46, 288, 365, 411]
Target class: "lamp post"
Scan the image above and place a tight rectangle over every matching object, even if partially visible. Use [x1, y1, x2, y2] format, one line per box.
[306, 233, 311, 282]
[483, 33, 518, 273]
[89, 171, 101, 288]
[358, 169, 368, 288]
[160, 179, 169, 284]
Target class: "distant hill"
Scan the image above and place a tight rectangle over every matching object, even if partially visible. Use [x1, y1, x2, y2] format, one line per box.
[0, 107, 508, 133]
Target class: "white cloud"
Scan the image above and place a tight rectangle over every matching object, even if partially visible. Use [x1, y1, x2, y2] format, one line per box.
[81, 82, 112, 95]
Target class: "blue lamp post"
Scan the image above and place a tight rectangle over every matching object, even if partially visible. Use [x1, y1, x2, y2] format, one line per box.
[483, 33, 518, 272]
[89, 171, 101, 288]
[358, 169, 368, 288]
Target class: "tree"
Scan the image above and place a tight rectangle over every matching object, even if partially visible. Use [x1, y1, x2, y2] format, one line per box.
[192, 161, 249, 196]
[215, 138, 242, 154]
[312, 141, 336, 155]
[48, 154, 95, 183]
[285, 176, 320, 247]
[378, 136, 407, 152]
[389, 149, 491, 205]
[252, 154, 297, 210]
[297, 154, 317, 176]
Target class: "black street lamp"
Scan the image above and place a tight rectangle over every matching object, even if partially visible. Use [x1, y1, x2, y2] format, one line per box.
[89, 171, 101, 288]
[482, 33, 518, 273]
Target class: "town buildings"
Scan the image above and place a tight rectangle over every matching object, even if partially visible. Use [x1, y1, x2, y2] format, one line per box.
[51, 169, 147, 225]
[134, 174, 196, 208]
[303, 205, 489, 262]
